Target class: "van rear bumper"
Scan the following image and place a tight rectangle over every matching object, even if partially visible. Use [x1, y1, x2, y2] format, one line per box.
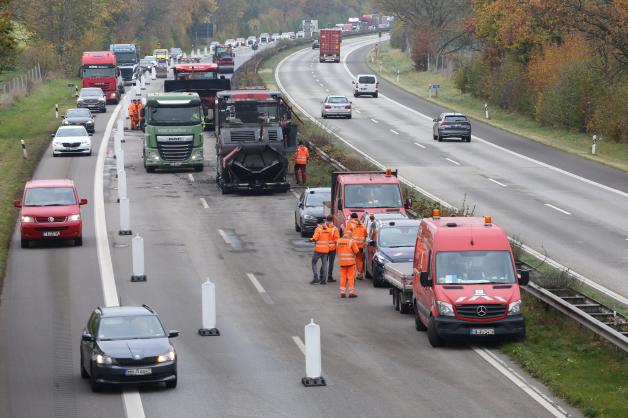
[434, 315, 525, 340]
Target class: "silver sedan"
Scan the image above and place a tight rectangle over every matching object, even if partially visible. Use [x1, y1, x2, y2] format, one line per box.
[321, 95, 352, 119]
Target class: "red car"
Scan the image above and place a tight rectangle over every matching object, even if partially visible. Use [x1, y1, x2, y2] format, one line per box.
[14, 179, 88, 248]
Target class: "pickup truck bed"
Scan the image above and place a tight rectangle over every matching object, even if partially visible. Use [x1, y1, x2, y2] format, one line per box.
[383, 262, 414, 314]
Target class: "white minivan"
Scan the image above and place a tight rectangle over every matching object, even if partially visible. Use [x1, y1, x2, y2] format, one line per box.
[352, 74, 379, 98]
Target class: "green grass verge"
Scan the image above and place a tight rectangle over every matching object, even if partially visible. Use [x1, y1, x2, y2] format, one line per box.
[0, 78, 79, 291]
[367, 42, 628, 172]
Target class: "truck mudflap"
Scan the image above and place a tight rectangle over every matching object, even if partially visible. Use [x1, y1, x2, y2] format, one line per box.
[219, 144, 289, 193]
[217, 65, 234, 74]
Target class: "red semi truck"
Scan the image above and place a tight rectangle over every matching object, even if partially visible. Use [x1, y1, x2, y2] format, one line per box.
[80, 51, 121, 103]
[319, 28, 342, 63]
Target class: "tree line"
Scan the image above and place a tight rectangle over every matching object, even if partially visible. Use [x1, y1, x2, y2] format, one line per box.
[376, 0, 627, 144]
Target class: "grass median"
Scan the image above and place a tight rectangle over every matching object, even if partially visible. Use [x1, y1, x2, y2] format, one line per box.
[0, 78, 79, 291]
[367, 42, 628, 173]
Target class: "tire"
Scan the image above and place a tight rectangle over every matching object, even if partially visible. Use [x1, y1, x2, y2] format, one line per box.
[400, 301, 412, 315]
[102, 108, 107, 113]
[433, 134, 437, 141]
[90, 365, 102, 392]
[427, 318, 445, 347]
[165, 377, 177, 389]
[53, 153, 58, 157]
[80, 352, 89, 378]
[373, 92, 378, 98]
[87, 150, 92, 157]
[466, 136, 472, 142]
[300, 227, 309, 238]
[347, 115, 352, 119]
[372, 271, 385, 287]
[353, 92, 358, 97]
[75, 237, 83, 246]
[394, 289, 400, 311]
[437, 134, 443, 142]
[20, 239, 30, 249]
[146, 166, 155, 173]
[194, 165, 203, 172]
[322, 114, 327, 119]
[414, 301, 427, 331]
[295, 218, 301, 232]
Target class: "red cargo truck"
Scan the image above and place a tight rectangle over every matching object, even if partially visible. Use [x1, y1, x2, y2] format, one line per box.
[319, 28, 342, 63]
[80, 51, 121, 103]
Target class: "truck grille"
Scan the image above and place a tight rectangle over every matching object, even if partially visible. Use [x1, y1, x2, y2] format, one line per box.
[455, 304, 506, 319]
[120, 68, 134, 79]
[156, 135, 193, 161]
[268, 130, 279, 141]
[230, 130, 256, 141]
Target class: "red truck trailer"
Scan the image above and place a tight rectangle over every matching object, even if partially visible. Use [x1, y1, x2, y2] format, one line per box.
[81, 51, 121, 103]
[319, 28, 342, 63]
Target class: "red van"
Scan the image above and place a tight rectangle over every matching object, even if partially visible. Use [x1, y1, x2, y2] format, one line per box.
[412, 211, 528, 347]
[14, 179, 88, 248]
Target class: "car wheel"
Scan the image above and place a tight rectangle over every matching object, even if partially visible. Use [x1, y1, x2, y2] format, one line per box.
[194, 165, 203, 172]
[90, 365, 102, 392]
[75, 237, 83, 246]
[437, 134, 443, 142]
[414, 301, 427, 331]
[87, 150, 92, 157]
[80, 352, 89, 378]
[400, 301, 412, 315]
[466, 136, 472, 142]
[20, 239, 30, 249]
[53, 152, 58, 157]
[347, 114, 352, 119]
[102, 108, 107, 113]
[295, 217, 301, 232]
[165, 376, 177, 389]
[373, 92, 378, 98]
[353, 92, 358, 97]
[146, 166, 155, 173]
[427, 318, 445, 347]
[300, 226, 309, 238]
[321, 114, 326, 119]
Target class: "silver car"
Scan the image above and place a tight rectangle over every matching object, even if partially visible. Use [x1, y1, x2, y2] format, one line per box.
[51, 125, 92, 157]
[295, 187, 331, 237]
[321, 95, 352, 119]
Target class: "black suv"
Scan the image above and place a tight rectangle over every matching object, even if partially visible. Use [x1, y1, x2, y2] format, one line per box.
[80, 305, 179, 391]
[433, 112, 472, 142]
[77, 88, 107, 113]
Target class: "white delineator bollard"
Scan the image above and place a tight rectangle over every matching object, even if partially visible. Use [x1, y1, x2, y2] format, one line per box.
[484, 103, 489, 119]
[140, 74, 146, 90]
[151, 67, 156, 80]
[204, 46, 208, 56]
[198, 279, 220, 336]
[135, 79, 141, 96]
[302, 319, 326, 386]
[144, 70, 151, 85]
[131, 234, 147, 282]
[592, 134, 597, 155]
[55, 104, 59, 119]
[118, 197, 132, 235]
[117, 170, 127, 203]
[20, 139, 28, 160]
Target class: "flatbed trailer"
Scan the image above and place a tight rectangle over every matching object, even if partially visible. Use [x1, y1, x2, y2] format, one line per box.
[384, 261, 414, 314]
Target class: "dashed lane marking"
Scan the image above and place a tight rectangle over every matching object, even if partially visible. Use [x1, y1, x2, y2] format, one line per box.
[370, 118, 378, 124]
[188, 173, 195, 183]
[246, 273, 266, 294]
[199, 198, 209, 209]
[413, 142, 426, 149]
[445, 158, 461, 166]
[390, 129, 399, 135]
[544, 203, 571, 215]
[354, 109, 361, 113]
[488, 178, 507, 187]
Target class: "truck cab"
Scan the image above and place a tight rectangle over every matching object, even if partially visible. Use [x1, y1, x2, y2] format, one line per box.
[110, 44, 140, 86]
[412, 212, 529, 347]
[212, 45, 234, 74]
[331, 169, 411, 235]
[80, 51, 122, 103]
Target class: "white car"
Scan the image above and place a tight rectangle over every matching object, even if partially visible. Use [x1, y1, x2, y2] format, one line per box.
[321, 95, 352, 119]
[225, 39, 237, 48]
[271, 33, 280, 42]
[52, 125, 92, 157]
[296, 31, 305, 39]
[246, 36, 257, 46]
[352, 74, 379, 98]
[259, 33, 270, 43]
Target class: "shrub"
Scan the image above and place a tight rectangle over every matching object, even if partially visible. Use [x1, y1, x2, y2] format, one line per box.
[487, 56, 533, 114]
[389, 22, 406, 52]
[589, 77, 628, 144]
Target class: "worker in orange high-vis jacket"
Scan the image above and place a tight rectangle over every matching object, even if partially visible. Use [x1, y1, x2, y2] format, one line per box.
[346, 212, 367, 280]
[337, 229, 359, 298]
[310, 221, 331, 284]
[129, 99, 140, 130]
[293, 141, 310, 185]
[326, 215, 339, 283]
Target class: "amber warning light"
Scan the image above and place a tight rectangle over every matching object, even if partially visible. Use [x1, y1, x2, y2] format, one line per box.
[385, 168, 392, 176]
[484, 216, 492, 225]
[432, 209, 441, 218]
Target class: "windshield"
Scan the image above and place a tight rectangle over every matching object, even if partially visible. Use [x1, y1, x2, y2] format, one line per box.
[444, 115, 468, 122]
[344, 184, 402, 208]
[114, 52, 137, 64]
[435, 251, 516, 284]
[24, 187, 76, 207]
[97, 315, 166, 340]
[56, 127, 87, 137]
[328, 96, 348, 104]
[176, 72, 217, 80]
[306, 191, 331, 207]
[80, 89, 103, 98]
[358, 76, 376, 83]
[379, 225, 418, 247]
[148, 105, 201, 126]
[219, 100, 279, 127]
[66, 109, 91, 117]
[82, 67, 116, 78]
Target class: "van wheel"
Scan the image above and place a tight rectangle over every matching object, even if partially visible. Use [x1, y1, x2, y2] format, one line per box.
[427, 318, 445, 347]
[466, 136, 472, 142]
[21, 239, 30, 249]
[414, 301, 427, 331]
[373, 92, 378, 98]
[74, 237, 83, 246]
[400, 302, 412, 315]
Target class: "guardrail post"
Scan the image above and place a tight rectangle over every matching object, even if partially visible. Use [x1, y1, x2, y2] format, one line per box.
[484, 103, 489, 119]
[20, 139, 28, 160]
[302, 319, 326, 386]
[592, 135, 597, 155]
[135, 79, 141, 96]
[131, 234, 147, 282]
[118, 197, 132, 235]
[198, 279, 220, 336]
[55, 104, 59, 119]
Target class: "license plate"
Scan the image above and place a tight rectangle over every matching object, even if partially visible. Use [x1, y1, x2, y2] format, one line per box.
[43, 231, 61, 237]
[169, 162, 182, 166]
[125, 368, 152, 376]
[470, 328, 495, 336]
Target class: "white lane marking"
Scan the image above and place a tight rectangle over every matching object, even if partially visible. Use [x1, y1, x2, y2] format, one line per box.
[414, 142, 426, 149]
[319, 83, 324, 87]
[292, 336, 306, 355]
[94, 96, 146, 418]
[445, 158, 460, 166]
[370, 118, 378, 124]
[473, 347, 567, 417]
[326, 89, 329, 92]
[199, 198, 209, 209]
[188, 173, 195, 182]
[246, 273, 267, 294]
[354, 109, 361, 113]
[544, 203, 571, 215]
[488, 178, 507, 187]
[276, 42, 628, 307]
[217, 229, 230, 244]
[390, 129, 399, 135]
[315, 78, 319, 82]
[342, 38, 628, 201]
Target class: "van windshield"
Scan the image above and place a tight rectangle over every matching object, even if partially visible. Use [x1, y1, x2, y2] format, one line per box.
[148, 105, 201, 126]
[344, 184, 402, 208]
[435, 251, 516, 284]
[24, 187, 76, 207]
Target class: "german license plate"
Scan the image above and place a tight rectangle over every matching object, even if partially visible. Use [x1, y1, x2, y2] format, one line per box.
[125, 368, 152, 376]
[43, 231, 60, 237]
[470, 328, 495, 336]
[170, 162, 182, 166]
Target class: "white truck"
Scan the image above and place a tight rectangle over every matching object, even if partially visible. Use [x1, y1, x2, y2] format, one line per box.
[383, 261, 414, 314]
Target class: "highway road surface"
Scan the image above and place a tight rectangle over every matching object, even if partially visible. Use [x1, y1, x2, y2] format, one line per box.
[276, 35, 628, 302]
[0, 39, 580, 418]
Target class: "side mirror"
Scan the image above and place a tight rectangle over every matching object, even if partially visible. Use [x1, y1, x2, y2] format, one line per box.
[50, 133, 56, 138]
[61, 114, 66, 118]
[168, 330, 180, 338]
[337, 200, 342, 210]
[419, 271, 432, 287]
[432, 118, 437, 122]
[351, 80, 355, 84]
[81, 333, 94, 342]
[518, 270, 530, 286]
[79, 198, 88, 206]
[13, 200, 21, 208]
[404, 198, 413, 209]
[298, 203, 304, 208]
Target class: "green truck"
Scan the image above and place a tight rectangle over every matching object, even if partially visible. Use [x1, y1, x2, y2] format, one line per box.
[142, 92, 204, 172]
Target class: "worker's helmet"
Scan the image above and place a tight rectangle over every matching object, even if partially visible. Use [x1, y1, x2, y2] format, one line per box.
[350, 212, 358, 219]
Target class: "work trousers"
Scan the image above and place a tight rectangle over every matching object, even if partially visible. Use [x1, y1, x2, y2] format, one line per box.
[311, 252, 328, 282]
[355, 249, 364, 276]
[327, 250, 336, 279]
[130, 117, 139, 130]
[339, 265, 357, 295]
[295, 164, 307, 185]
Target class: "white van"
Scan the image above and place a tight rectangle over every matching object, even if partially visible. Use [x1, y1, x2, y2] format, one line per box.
[352, 74, 379, 98]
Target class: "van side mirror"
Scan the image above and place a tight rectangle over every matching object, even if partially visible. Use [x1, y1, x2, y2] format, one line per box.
[419, 271, 432, 287]
[79, 198, 88, 206]
[13, 200, 21, 208]
[81, 333, 94, 342]
[351, 80, 355, 84]
[168, 330, 180, 338]
[404, 198, 413, 209]
[518, 270, 530, 286]
[432, 118, 437, 122]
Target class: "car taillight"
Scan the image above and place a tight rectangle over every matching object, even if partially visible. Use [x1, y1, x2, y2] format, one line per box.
[439, 121, 448, 126]
[325, 105, 331, 109]
[345, 105, 351, 109]
[376, 82, 379, 88]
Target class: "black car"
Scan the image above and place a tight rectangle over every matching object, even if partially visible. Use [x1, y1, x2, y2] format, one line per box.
[433, 112, 472, 142]
[312, 39, 319, 49]
[80, 305, 179, 392]
[62, 108, 95, 133]
[77, 87, 107, 113]
[295, 187, 331, 237]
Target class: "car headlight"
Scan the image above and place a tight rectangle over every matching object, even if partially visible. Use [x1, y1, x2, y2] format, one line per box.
[77, 98, 84, 102]
[95, 353, 113, 365]
[508, 300, 522, 316]
[68, 214, 81, 221]
[157, 348, 176, 363]
[62, 120, 70, 125]
[21, 216, 35, 223]
[98, 97, 105, 102]
[303, 214, 316, 220]
[436, 301, 455, 316]
[374, 252, 389, 264]
[86, 120, 94, 125]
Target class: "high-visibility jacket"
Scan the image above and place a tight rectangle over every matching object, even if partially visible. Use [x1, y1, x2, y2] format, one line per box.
[337, 237, 359, 266]
[128, 103, 137, 117]
[311, 224, 331, 253]
[347, 220, 367, 249]
[328, 225, 339, 251]
[294, 145, 309, 165]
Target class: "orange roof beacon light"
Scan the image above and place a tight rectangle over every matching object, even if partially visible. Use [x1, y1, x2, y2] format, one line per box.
[385, 168, 392, 177]
[432, 208, 441, 219]
[484, 215, 492, 225]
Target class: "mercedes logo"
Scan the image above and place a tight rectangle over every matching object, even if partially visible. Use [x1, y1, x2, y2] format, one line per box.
[48, 217, 55, 223]
[476, 305, 487, 317]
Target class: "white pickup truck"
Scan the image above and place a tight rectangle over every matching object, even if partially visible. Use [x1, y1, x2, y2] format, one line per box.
[383, 261, 414, 314]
